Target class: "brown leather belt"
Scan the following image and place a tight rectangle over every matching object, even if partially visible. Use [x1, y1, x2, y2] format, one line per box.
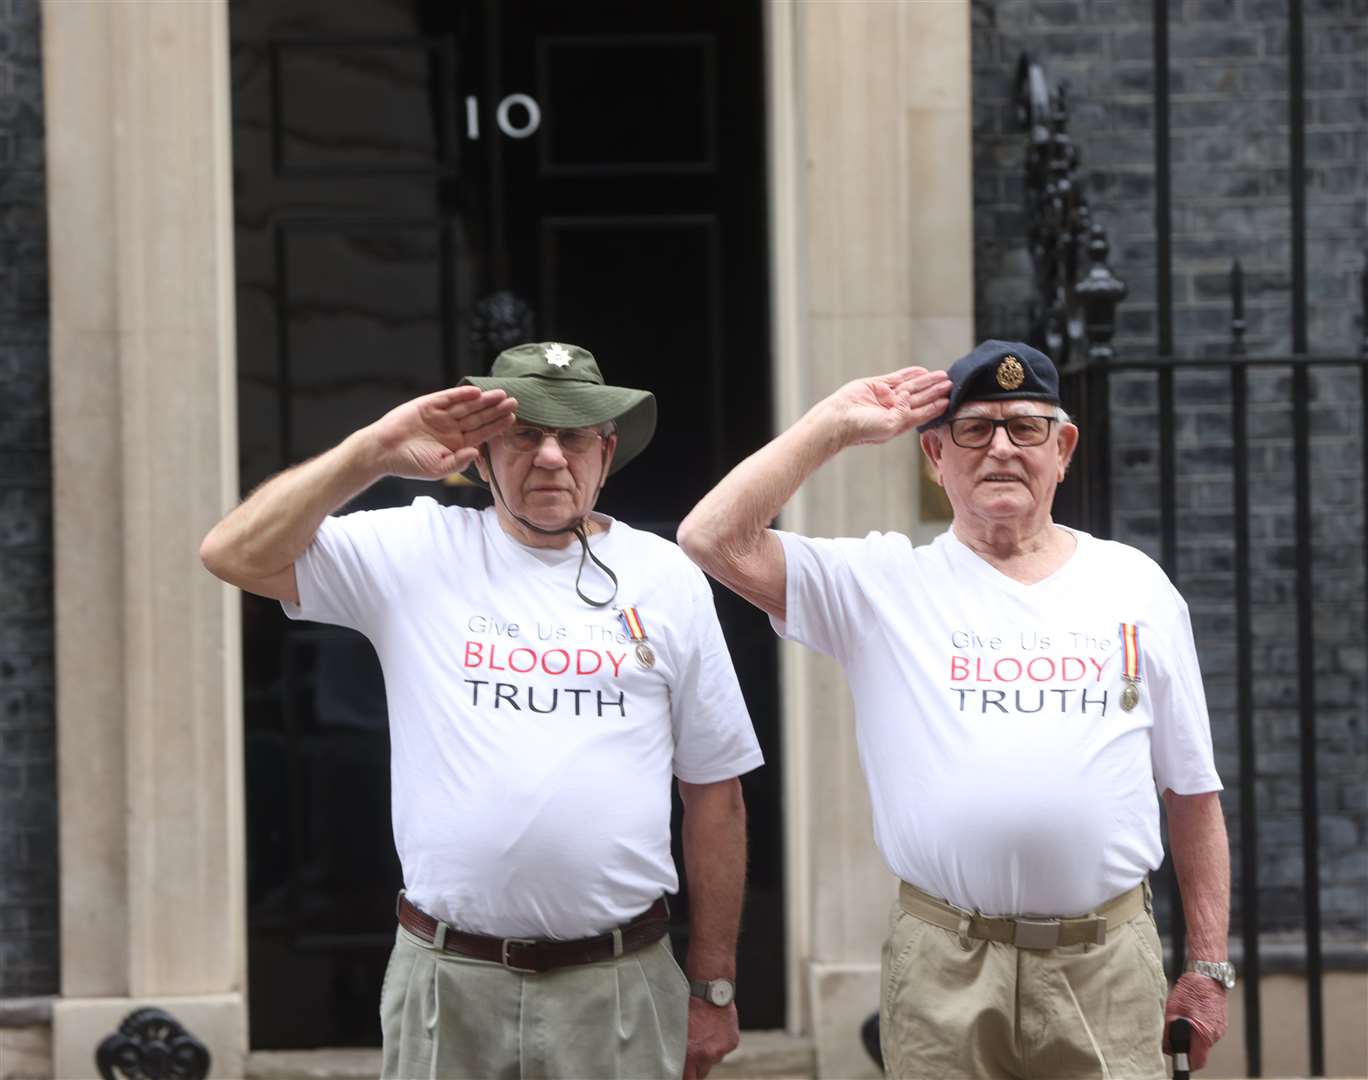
[396, 891, 671, 973]
[898, 880, 1149, 950]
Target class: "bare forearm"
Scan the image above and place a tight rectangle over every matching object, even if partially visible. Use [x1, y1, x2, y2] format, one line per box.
[201, 428, 383, 582]
[680, 778, 747, 980]
[201, 385, 518, 599]
[677, 405, 845, 605]
[684, 404, 844, 543]
[1165, 790, 1231, 958]
[679, 367, 949, 620]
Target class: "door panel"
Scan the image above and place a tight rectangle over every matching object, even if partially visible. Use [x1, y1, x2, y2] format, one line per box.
[537, 35, 716, 174]
[278, 222, 455, 460]
[272, 39, 455, 175]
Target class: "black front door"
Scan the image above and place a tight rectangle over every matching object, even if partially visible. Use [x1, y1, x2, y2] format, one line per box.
[230, 0, 780, 1047]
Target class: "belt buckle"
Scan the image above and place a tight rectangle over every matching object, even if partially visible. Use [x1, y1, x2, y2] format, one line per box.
[1012, 918, 1062, 949]
[500, 937, 538, 974]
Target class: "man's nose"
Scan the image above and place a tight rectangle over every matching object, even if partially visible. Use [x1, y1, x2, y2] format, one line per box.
[986, 425, 1015, 454]
[533, 434, 568, 467]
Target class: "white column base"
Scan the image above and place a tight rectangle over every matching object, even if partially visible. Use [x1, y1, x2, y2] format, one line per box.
[808, 962, 883, 1080]
[53, 994, 246, 1080]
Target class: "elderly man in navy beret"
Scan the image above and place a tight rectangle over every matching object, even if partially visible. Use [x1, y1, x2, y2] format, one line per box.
[679, 342, 1232, 1079]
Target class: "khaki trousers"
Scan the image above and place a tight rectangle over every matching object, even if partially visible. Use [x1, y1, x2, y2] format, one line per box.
[880, 888, 1169, 1080]
[380, 925, 689, 1080]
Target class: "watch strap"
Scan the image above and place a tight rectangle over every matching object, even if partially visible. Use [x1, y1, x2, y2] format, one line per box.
[1186, 959, 1236, 988]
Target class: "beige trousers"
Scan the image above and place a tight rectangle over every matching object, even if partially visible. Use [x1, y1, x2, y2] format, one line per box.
[879, 891, 1169, 1080]
[379, 925, 689, 1080]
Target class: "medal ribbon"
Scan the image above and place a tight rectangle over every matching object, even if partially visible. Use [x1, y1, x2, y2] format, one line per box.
[620, 606, 648, 643]
[1118, 622, 1142, 682]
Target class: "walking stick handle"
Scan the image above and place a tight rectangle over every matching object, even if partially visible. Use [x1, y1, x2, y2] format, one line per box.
[1169, 1017, 1192, 1080]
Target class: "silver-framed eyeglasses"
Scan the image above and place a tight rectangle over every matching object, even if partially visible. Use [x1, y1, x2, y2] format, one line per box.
[501, 424, 604, 455]
[948, 415, 1058, 449]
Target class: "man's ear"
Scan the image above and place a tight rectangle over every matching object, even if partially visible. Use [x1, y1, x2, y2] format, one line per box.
[1056, 422, 1080, 482]
[920, 431, 945, 485]
[474, 444, 491, 484]
[597, 433, 618, 493]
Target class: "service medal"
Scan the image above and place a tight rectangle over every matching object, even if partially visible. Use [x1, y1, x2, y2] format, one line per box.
[619, 606, 656, 670]
[1118, 622, 1143, 712]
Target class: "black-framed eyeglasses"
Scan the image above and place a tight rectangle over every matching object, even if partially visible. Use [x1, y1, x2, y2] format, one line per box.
[500, 425, 604, 455]
[948, 415, 1058, 449]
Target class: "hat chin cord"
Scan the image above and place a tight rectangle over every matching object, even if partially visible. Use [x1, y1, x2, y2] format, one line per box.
[484, 456, 619, 608]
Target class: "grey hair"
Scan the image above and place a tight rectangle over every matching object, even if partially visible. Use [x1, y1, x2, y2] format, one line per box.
[599, 419, 618, 437]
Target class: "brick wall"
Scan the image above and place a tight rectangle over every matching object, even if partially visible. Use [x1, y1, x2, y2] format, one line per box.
[0, 0, 57, 997]
[974, 0, 1367, 941]
[974, 0, 1366, 359]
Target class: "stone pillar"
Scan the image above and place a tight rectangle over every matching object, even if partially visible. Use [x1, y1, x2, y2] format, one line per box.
[42, 1, 246, 1075]
[766, 2, 974, 1075]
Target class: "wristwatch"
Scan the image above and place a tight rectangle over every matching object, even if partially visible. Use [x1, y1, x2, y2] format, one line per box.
[1185, 959, 1236, 990]
[689, 977, 736, 1007]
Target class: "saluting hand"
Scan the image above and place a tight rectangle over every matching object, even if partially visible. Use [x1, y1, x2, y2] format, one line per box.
[365, 385, 519, 480]
[817, 366, 952, 448]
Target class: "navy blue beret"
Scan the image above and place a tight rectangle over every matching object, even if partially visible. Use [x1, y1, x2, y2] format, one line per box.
[917, 340, 1061, 432]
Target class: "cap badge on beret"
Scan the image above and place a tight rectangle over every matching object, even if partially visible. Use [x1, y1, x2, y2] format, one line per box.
[544, 342, 573, 368]
[996, 355, 1025, 390]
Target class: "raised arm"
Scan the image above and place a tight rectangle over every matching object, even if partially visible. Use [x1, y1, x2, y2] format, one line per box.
[199, 386, 517, 602]
[676, 366, 951, 620]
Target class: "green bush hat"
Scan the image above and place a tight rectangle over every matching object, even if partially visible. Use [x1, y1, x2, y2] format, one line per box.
[459, 341, 657, 486]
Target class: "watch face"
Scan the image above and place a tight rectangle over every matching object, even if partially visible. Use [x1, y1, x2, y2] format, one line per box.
[707, 979, 736, 1007]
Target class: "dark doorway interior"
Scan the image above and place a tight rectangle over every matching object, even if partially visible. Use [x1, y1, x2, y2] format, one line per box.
[230, 0, 781, 1048]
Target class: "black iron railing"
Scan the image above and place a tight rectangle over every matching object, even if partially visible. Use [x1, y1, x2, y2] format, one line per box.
[1054, 269, 1367, 1080]
[1019, 27, 1367, 1075]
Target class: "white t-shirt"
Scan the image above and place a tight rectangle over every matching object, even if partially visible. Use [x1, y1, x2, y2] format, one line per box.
[284, 497, 763, 939]
[774, 526, 1221, 917]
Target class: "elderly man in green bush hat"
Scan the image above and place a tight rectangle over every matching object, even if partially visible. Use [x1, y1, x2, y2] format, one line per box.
[201, 341, 763, 1080]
